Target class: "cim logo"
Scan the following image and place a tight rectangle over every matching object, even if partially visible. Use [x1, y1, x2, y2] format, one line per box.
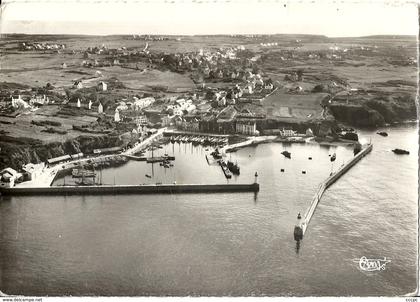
[354, 256, 391, 272]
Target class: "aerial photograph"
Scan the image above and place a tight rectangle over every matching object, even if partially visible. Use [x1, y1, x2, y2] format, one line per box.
[0, 0, 418, 298]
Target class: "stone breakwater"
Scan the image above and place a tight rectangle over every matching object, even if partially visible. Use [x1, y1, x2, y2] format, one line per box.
[0, 183, 260, 196]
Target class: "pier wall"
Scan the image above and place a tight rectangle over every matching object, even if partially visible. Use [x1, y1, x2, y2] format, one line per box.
[164, 130, 229, 138]
[0, 183, 259, 196]
[299, 143, 373, 236]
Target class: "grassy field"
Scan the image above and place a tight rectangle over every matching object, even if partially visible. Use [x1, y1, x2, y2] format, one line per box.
[262, 89, 328, 121]
[0, 105, 100, 143]
[0, 33, 417, 143]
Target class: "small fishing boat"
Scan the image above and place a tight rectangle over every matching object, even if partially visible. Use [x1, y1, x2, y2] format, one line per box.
[392, 148, 409, 155]
[227, 161, 240, 175]
[145, 174, 152, 178]
[211, 149, 223, 159]
[219, 160, 232, 179]
[330, 153, 336, 162]
[75, 178, 95, 186]
[377, 131, 388, 137]
[281, 151, 291, 159]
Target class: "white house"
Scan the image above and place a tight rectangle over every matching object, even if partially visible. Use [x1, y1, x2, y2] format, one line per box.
[306, 128, 314, 136]
[132, 97, 155, 111]
[11, 95, 30, 109]
[98, 103, 103, 114]
[0, 168, 22, 188]
[134, 115, 149, 126]
[247, 85, 253, 94]
[30, 95, 49, 106]
[73, 81, 83, 89]
[114, 110, 121, 122]
[98, 81, 107, 91]
[218, 97, 226, 107]
[22, 163, 45, 181]
[264, 83, 274, 91]
[116, 101, 129, 111]
[279, 128, 297, 137]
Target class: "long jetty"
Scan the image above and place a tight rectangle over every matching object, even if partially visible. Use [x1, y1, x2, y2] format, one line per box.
[221, 136, 276, 153]
[294, 143, 373, 240]
[0, 183, 259, 196]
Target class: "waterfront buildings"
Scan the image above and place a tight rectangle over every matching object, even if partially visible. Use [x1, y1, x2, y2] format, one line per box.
[236, 120, 259, 136]
[0, 168, 22, 188]
[279, 128, 297, 137]
[22, 163, 45, 181]
[132, 97, 155, 111]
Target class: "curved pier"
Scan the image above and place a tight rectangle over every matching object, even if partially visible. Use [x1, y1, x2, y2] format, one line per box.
[295, 143, 373, 239]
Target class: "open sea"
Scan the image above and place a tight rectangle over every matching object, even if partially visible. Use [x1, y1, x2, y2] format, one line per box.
[0, 124, 417, 296]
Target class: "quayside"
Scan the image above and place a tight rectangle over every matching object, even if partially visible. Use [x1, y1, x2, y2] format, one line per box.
[0, 183, 260, 196]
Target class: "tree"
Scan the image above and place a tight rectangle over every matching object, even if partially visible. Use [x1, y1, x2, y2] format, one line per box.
[312, 84, 325, 93]
[297, 69, 304, 81]
[205, 90, 215, 100]
[210, 101, 218, 109]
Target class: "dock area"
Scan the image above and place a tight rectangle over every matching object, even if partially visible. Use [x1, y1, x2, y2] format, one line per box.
[294, 143, 373, 240]
[13, 129, 166, 189]
[164, 130, 229, 138]
[1, 183, 259, 196]
[122, 128, 166, 155]
[121, 155, 175, 163]
[221, 136, 277, 153]
[218, 161, 232, 179]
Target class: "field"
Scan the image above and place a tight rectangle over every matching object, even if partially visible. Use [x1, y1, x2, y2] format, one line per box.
[0, 33, 417, 145]
[0, 105, 100, 143]
[262, 90, 328, 122]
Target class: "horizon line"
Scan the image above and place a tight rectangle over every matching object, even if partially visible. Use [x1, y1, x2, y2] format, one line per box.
[1, 32, 418, 39]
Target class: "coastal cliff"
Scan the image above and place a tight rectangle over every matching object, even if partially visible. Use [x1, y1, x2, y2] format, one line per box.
[0, 134, 125, 171]
[329, 93, 417, 127]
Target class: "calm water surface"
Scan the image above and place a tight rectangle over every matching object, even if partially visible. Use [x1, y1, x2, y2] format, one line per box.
[0, 124, 417, 296]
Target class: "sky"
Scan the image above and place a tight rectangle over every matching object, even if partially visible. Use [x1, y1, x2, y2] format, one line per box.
[0, 0, 418, 37]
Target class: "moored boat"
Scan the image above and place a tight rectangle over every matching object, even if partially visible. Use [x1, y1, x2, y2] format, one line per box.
[281, 151, 291, 159]
[392, 148, 409, 155]
[227, 161, 240, 175]
[211, 148, 223, 159]
[219, 160, 232, 179]
[72, 168, 96, 178]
